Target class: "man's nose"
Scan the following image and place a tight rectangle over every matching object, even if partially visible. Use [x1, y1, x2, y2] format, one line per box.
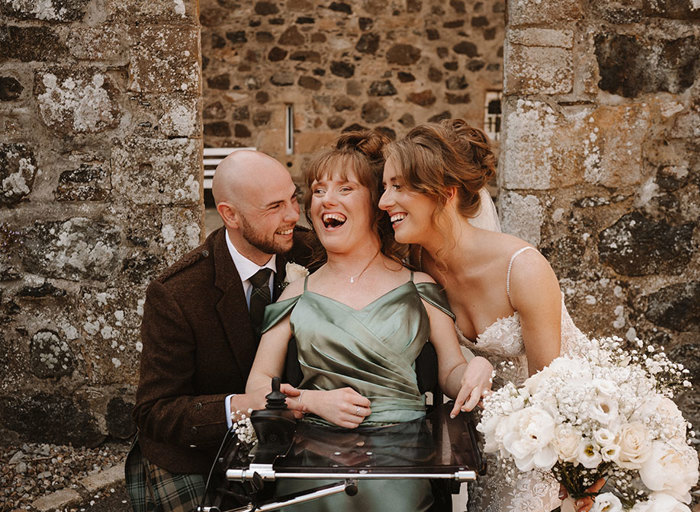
[285, 201, 300, 222]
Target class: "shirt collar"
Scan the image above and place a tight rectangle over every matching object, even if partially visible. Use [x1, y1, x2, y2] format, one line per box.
[225, 230, 277, 282]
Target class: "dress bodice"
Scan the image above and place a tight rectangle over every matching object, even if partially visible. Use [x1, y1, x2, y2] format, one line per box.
[262, 279, 453, 426]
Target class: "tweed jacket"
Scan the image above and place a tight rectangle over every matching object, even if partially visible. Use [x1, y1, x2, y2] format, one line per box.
[132, 226, 317, 474]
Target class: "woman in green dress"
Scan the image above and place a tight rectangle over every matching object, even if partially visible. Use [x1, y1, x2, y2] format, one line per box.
[245, 130, 493, 511]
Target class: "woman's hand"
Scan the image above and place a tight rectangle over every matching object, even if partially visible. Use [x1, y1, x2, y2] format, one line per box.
[301, 388, 371, 429]
[559, 478, 606, 512]
[450, 356, 494, 418]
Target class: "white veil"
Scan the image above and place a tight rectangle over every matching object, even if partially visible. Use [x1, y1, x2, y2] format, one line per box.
[468, 188, 501, 232]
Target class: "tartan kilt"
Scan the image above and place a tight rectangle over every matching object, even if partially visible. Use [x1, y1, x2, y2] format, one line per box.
[125, 437, 206, 512]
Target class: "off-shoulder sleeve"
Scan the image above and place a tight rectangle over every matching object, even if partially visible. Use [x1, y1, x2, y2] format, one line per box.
[261, 295, 301, 334]
[415, 282, 455, 320]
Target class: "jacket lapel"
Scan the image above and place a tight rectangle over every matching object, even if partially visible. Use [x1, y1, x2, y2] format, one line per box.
[212, 229, 258, 379]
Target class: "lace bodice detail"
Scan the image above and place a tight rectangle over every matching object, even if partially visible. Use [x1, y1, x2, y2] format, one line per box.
[457, 312, 524, 359]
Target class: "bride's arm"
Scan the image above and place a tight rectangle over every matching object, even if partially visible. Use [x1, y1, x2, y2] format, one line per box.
[508, 249, 562, 375]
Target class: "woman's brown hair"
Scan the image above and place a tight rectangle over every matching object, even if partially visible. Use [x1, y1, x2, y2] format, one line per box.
[385, 119, 496, 222]
[303, 130, 405, 262]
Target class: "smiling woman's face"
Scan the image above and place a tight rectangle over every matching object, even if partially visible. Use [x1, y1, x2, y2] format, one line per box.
[310, 164, 375, 254]
[379, 156, 438, 246]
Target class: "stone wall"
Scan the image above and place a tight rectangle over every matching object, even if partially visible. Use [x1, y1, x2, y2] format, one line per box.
[0, 0, 203, 446]
[500, 0, 699, 432]
[200, 0, 505, 179]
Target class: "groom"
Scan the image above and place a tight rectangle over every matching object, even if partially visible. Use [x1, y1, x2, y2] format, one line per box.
[127, 150, 317, 512]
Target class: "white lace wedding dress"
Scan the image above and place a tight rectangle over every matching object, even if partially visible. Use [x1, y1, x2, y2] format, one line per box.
[457, 247, 590, 512]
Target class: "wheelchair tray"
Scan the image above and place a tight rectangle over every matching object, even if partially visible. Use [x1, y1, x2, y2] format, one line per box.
[226, 402, 485, 483]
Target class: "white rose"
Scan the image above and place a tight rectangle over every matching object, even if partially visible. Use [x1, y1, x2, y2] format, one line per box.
[631, 493, 691, 512]
[502, 406, 557, 471]
[552, 424, 582, 463]
[591, 493, 623, 512]
[577, 438, 603, 469]
[284, 262, 309, 284]
[639, 441, 699, 504]
[616, 422, 651, 469]
[633, 396, 687, 442]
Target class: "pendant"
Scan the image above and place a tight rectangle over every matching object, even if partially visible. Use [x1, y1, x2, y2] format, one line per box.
[350, 276, 355, 283]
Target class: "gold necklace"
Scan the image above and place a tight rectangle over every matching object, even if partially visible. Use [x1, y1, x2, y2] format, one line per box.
[329, 249, 381, 284]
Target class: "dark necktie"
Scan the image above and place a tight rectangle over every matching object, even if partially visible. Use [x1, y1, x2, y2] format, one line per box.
[249, 268, 273, 338]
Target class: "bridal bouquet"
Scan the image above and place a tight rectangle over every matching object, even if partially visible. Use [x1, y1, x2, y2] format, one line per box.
[478, 336, 698, 511]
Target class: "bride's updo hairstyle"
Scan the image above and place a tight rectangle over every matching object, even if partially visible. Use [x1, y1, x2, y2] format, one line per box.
[386, 119, 496, 223]
[304, 129, 403, 261]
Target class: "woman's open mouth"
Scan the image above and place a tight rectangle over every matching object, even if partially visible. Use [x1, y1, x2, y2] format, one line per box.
[322, 213, 346, 229]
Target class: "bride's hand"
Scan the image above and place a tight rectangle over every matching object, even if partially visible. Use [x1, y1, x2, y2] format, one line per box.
[559, 478, 606, 512]
[451, 356, 494, 417]
[301, 388, 371, 429]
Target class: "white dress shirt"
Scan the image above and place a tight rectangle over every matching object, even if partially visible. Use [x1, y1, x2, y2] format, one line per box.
[224, 230, 277, 427]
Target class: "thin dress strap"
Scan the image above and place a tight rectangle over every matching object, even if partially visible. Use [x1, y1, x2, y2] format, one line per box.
[303, 274, 308, 291]
[409, 270, 414, 282]
[506, 246, 537, 308]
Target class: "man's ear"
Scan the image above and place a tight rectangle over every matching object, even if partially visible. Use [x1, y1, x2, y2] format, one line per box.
[217, 202, 240, 229]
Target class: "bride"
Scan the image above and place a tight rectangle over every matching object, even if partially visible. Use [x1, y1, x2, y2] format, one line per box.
[378, 119, 601, 512]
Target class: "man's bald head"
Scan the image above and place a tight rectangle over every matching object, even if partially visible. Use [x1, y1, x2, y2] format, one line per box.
[212, 150, 290, 208]
[212, 150, 300, 264]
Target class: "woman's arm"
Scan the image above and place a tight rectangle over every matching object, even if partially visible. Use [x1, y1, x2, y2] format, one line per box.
[415, 273, 493, 417]
[508, 249, 562, 375]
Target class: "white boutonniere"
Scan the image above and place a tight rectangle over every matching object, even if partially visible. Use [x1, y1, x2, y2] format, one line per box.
[283, 262, 309, 287]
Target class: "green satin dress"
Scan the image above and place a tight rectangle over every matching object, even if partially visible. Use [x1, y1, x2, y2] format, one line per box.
[261, 274, 453, 512]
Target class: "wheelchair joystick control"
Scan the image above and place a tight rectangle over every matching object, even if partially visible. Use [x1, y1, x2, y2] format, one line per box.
[249, 377, 297, 464]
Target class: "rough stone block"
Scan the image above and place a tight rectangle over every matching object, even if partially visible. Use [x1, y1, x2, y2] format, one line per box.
[598, 212, 695, 277]
[0, 393, 104, 447]
[501, 99, 556, 190]
[77, 285, 145, 383]
[386, 44, 421, 65]
[0, 26, 68, 62]
[34, 68, 121, 134]
[645, 281, 699, 332]
[23, 218, 121, 281]
[106, 0, 197, 24]
[112, 137, 201, 205]
[0, 0, 90, 22]
[55, 164, 109, 201]
[579, 103, 651, 187]
[31, 488, 81, 512]
[504, 44, 573, 95]
[0, 143, 38, 205]
[29, 330, 75, 378]
[106, 397, 137, 439]
[508, 28, 573, 48]
[642, 0, 700, 19]
[128, 26, 200, 94]
[595, 33, 699, 98]
[508, 0, 583, 26]
[67, 25, 127, 61]
[500, 192, 544, 246]
[160, 207, 203, 264]
[81, 463, 126, 493]
[361, 101, 389, 123]
[0, 76, 24, 101]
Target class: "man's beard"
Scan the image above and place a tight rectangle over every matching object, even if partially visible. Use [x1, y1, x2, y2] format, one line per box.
[240, 214, 293, 255]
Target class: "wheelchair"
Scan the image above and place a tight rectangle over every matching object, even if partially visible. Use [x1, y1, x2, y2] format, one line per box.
[198, 341, 486, 512]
